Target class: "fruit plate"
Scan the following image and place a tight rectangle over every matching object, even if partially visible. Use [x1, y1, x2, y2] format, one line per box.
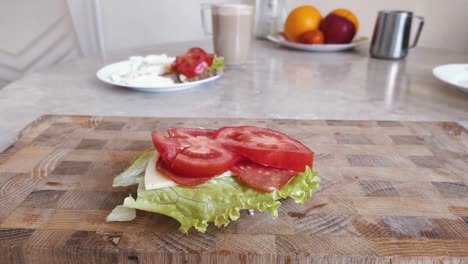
[433, 64, 468, 94]
[267, 32, 367, 52]
[96, 60, 221, 92]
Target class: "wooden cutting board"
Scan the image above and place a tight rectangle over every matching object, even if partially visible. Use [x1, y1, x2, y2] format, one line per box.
[0, 115, 467, 264]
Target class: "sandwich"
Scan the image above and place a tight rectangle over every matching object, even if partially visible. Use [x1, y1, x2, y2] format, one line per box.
[108, 47, 223, 87]
[107, 126, 320, 233]
[170, 47, 224, 83]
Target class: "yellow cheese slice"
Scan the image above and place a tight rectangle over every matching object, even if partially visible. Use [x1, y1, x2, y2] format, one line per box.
[144, 153, 232, 190]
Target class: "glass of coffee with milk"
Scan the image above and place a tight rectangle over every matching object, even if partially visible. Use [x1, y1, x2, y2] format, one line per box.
[201, 3, 254, 65]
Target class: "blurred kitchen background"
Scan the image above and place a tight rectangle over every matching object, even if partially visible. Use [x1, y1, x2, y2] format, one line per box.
[1, 0, 468, 88]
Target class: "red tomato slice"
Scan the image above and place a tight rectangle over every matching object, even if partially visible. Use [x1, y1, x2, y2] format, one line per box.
[156, 157, 215, 186]
[170, 137, 240, 178]
[231, 159, 298, 192]
[178, 58, 208, 78]
[151, 131, 190, 164]
[188, 47, 213, 66]
[187, 47, 207, 55]
[172, 56, 203, 78]
[167, 127, 216, 139]
[152, 130, 240, 178]
[214, 126, 314, 172]
[173, 47, 212, 78]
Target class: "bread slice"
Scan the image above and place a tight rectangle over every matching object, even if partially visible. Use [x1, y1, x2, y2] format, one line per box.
[178, 69, 223, 83]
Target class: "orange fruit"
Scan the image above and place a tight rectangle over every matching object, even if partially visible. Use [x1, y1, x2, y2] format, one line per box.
[300, 30, 324, 44]
[332, 8, 359, 33]
[284, 5, 322, 43]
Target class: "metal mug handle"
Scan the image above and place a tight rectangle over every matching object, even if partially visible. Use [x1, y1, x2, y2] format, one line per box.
[410, 16, 424, 48]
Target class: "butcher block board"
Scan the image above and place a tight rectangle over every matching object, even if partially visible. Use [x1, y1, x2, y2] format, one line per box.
[0, 115, 468, 264]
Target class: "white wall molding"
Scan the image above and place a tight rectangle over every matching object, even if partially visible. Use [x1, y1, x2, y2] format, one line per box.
[0, 0, 82, 88]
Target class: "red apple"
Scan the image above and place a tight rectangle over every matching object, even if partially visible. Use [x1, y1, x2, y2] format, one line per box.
[320, 13, 356, 44]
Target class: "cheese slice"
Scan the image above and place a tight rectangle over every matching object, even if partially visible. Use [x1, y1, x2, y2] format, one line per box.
[144, 153, 233, 190]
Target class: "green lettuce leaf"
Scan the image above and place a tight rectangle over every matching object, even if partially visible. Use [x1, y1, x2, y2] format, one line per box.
[208, 55, 224, 72]
[108, 150, 320, 233]
[112, 149, 155, 187]
[106, 205, 136, 222]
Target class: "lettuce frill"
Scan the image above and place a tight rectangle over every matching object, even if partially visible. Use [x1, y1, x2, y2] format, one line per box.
[107, 149, 320, 233]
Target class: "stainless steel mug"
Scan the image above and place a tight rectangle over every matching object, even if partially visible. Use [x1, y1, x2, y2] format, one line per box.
[370, 10, 424, 60]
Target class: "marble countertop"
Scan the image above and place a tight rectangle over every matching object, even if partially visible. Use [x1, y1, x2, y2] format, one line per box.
[1, 39, 467, 151]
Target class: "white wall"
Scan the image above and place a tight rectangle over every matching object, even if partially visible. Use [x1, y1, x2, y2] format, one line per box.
[99, 0, 246, 51]
[100, 0, 207, 51]
[0, 0, 82, 88]
[98, 0, 468, 53]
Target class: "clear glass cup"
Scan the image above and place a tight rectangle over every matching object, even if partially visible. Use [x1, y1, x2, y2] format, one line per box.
[201, 3, 254, 65]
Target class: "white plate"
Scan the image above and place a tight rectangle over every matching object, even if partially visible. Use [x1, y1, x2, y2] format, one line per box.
[267, 33, 367, 52]
[96, 60, 221, 92]
[433, 64, 468, 93]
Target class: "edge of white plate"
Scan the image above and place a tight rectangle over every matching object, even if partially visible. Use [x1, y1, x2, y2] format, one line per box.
[96, 60, 221, 92]
[266, 34, 363, 51]
[432, 63, 468, 91]
[432, 64, 468, 92]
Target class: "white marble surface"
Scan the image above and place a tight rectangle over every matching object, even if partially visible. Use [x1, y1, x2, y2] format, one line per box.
[1, 40, 467, 151]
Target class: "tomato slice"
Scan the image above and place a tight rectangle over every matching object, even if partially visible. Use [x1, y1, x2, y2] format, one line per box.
[170, 137, 240, 177]
[152, 130, 240, 178]
[156, 157, 215, 186]
[187, 47, 213, 66]
[187, 47, 213, 65]
[187, 47, 208, 57]
[174, 57, 209, 78]
[231, 159, 298, 192]
[167, 127, 216, 139]
[151, 131, 189, 164]
[172, 47, 212, 78]
[214, 126, 314, 172]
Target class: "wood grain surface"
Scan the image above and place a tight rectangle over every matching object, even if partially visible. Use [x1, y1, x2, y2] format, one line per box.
[0, 115, 467, 264]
